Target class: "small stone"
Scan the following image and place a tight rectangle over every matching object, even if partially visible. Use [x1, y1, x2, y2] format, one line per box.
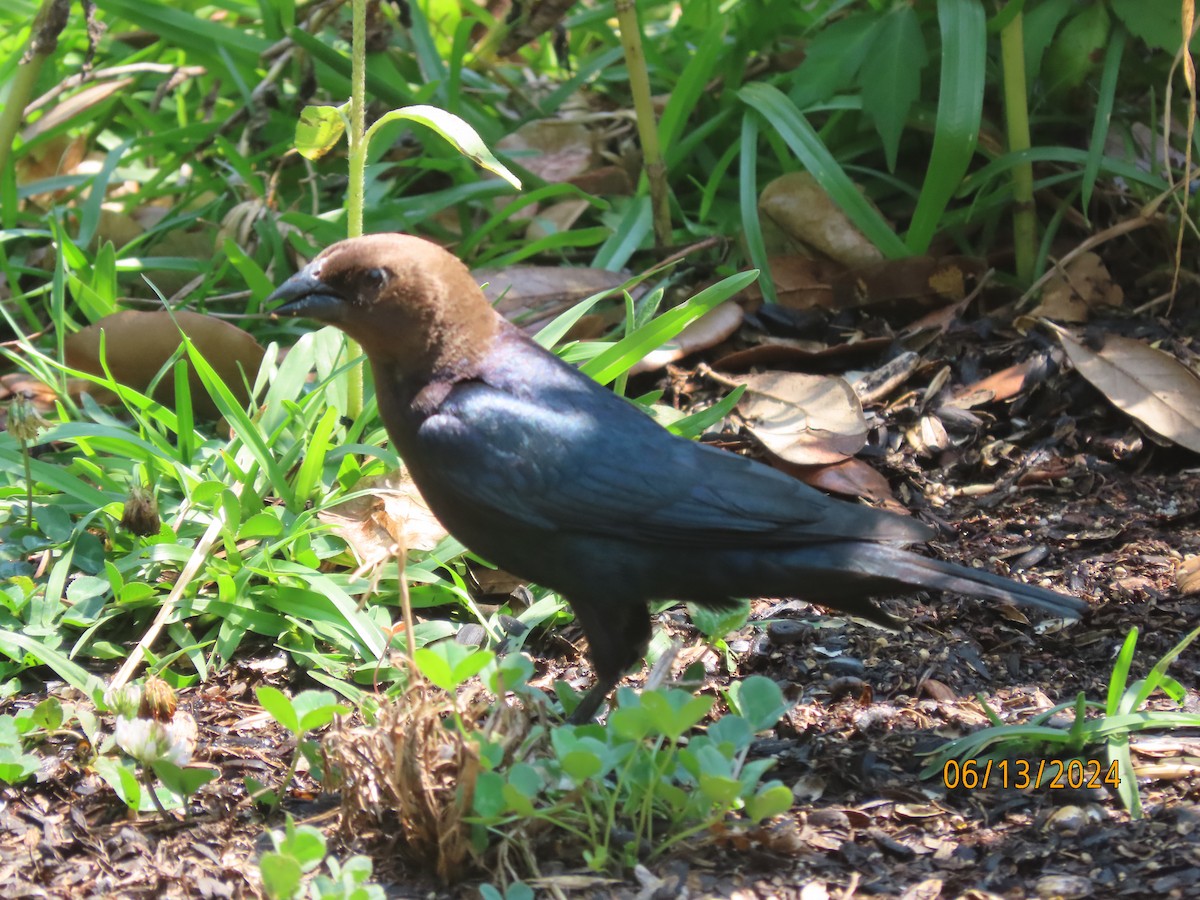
[827, 676, 867, 702]
[823, 656, 865, 677]
[1035, 874, 1093, 898]
[1045, 804, 1088, 834]
[455, 623, 487, 646]
[767, 620, 810, 645]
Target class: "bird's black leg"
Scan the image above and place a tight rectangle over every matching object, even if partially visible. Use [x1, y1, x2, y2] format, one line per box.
[562, 597, 651, 723]
[567, 674, 618, 724]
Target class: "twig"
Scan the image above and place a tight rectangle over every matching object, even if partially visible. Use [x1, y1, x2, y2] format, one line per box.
[110, 494, 236, 691]
[1014, 215, 1156, 310]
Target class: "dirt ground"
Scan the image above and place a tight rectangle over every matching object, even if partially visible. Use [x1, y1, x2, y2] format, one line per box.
[3, 310, 1200, 899]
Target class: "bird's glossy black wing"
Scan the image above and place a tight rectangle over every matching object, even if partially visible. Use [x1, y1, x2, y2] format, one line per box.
[415, 378, 932, 548]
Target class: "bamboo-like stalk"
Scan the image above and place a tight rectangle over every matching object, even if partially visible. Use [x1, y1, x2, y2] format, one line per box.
[342, 0, 368, 419]
[1000, 10, 1036, 285]
[615, 0, 672, 250]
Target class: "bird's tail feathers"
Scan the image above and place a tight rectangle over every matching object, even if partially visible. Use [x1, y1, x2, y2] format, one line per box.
[843, 543, 1087, 619]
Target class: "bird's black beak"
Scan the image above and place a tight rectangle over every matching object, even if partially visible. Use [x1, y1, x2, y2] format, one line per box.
[267, 263, 347, 323]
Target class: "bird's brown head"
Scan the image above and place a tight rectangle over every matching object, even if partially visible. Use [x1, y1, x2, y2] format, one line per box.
[269, 233, 499, 380]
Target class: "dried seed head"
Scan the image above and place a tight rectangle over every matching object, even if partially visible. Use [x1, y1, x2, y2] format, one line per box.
[120, 484, 160, 537]
[8, 395, 47, 443]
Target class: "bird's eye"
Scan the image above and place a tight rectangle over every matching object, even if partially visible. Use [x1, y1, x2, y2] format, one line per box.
[363, 267, 388, 288]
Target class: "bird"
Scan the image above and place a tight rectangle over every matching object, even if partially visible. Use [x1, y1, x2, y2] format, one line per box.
[269, 233, 1088, 723]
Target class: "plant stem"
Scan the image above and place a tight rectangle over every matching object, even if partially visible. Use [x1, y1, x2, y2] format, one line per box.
[1000, 9, 1036, 284]
[21, 440, 32, 528]
[615, 0, 671, 250]
[142, 770, 173, 821]
[111, 482, 243, 690]
[342, 0, 368, 420]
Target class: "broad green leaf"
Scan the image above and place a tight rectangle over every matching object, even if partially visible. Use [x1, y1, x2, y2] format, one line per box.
[906, 0, 986, 253]
[295, 105, 347, 160]
[256, 686, 300, 735]
[860, 6, 927, 171]
[746, 783, 793, 822]
[740, 83, 908, 258]
[367, 105, 521, 189]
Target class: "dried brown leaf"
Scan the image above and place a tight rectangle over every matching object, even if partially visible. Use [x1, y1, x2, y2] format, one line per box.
[496, 119, 596, 183]
[567, 164, 633, 196]
[737, 372, 867, 465]
[852, 351, 923, 404]
[0, 373, 61, 410]
[920, 678, 956, 703]
[714, 335, 891, 372]
[748, 255, 841, 310]
[1054, 328, 1200, 454]
[759, 172, 883, 266]
[476, 266, 632, 332]
[21, 80, 134, 143]
[949, 359, 1037, 408]
[996, 604, 1031, 625]
[1177, 556, 1200, 596]
[319, 468, 448, 565]
[15, 134, 88, 193]
[525, 198, 590, 240]
[904, 414, 949, 456]
[781, 457, 904, 511]
[1031, 252, 1124, 323]
[65, 310, 264, 419]
[831, 256, 985, 309]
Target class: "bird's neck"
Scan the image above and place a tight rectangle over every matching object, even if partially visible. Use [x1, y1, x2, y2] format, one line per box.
[354, 301, 497, 392]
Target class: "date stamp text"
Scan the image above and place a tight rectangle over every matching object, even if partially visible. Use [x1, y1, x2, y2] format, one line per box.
[942, 758, 1120, 791]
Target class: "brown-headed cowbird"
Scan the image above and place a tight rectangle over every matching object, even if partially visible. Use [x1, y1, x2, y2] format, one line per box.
[269, 234, 1087, 722]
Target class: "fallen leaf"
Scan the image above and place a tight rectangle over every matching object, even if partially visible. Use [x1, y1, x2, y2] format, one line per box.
[497, 119, 596, 184]
[996, 604, 1031, 625]
[320, 468, 448, 564]
[20, 79, 135, 144]
[525, 198, 591, 240]
[476, 265, 632, 331]
[714, 335, 891, 372]
[904, 414, 949, 456]
[15, 134, 88, 197]
[628, 302, 743, 375]
[567, 164, 633, 196]
[919, 678, 956, 702]
[899, 294, 974, 345]
[898, 878, 946, 900]
[745, 255, 841, 310]
[1032, 252, 1124, 322]
[93, 206, 147, 249]
[830, 256, 985, 309]
[65, 310, 265, 419]
[737, 372, 867, 465]
[948, 359, 1038, 408]
[1177, 556, 1200, 595]
[1053, 328, 1200, 454]
[777, 457, 906, 511]
[851, 351, 923, 404]
[0, 372, 61, 410]
[759, 172, 883, 266]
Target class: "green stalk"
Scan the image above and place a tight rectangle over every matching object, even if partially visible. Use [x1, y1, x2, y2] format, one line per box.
[342, 0, 368, 419]
[1000, 9, 1036, 284]
[615, 0, 671, 250]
